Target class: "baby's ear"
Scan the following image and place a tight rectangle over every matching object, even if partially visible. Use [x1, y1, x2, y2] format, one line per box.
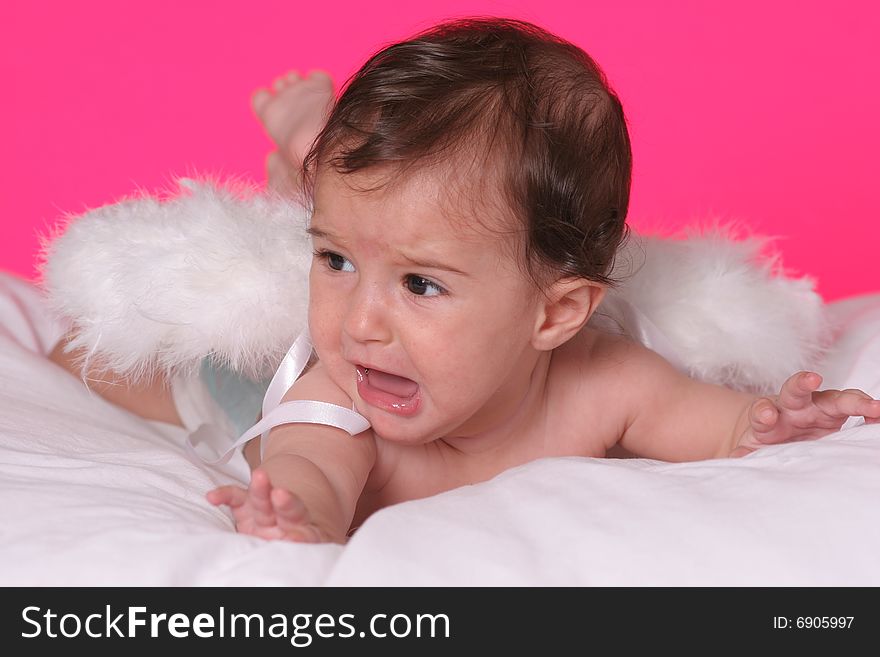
[531, 278, 606, 351]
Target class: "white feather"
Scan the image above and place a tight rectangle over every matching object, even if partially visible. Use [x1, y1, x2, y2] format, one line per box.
[39, 178, 311, 383]
[598, 221, 830, 393]
[39, 179, 830, 394]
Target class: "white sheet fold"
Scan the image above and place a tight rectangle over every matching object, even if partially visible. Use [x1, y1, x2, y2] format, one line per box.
[1, 273, 877, 585]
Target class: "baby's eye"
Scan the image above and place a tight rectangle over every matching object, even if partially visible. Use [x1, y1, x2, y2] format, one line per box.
[405, 274, 446, 297]
[313, 249, 355, 273]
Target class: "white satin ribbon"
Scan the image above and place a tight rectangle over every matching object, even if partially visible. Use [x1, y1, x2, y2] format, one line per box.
[184, 326, 371, 465]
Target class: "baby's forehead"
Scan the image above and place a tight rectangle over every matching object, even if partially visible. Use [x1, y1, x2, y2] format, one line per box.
[312, 161, 517, 244]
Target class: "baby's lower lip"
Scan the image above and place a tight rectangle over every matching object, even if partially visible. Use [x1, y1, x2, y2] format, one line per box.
[355, 366, 421, 417]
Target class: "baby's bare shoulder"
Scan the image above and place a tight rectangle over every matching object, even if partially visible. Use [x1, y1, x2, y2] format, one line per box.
[569, 328, 690, 407]
[552, 326, 654, 390]
[547, 327, 678, 452]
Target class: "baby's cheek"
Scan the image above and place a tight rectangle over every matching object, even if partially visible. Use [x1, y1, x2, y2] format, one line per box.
[307, 293, 338, 343]
[427, 349, 489, 401]
[306, 325, 337, 373]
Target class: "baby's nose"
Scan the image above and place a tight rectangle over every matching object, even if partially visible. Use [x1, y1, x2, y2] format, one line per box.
[342, 282, 393, 345]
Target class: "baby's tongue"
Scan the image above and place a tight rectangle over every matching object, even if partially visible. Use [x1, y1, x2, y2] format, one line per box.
[367, 369, 418, 397]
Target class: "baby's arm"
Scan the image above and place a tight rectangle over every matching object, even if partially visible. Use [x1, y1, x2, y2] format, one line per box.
[607, 339, 880, 461]
[208, 360, 376, 543]
[609, 343, 754, 460]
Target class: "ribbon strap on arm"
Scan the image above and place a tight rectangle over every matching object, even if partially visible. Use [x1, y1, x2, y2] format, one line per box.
[184, 326, 371, 465]
[185, 399, 370, 466]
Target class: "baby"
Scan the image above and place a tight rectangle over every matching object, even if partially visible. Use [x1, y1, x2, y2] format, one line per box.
[50, 18, 880, 544]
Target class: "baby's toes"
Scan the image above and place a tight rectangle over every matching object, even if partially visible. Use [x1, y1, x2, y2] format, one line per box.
[273, 71, 301, 92]
[305, 70, 334, 90]
[251, 88, 273, 117]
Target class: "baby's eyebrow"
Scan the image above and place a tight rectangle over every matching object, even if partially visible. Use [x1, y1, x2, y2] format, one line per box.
[306, 224, 470, 276]
[397, 252, 470, 277]
[305, 225, 338, 240]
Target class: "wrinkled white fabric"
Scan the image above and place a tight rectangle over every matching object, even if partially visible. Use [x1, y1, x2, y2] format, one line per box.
[1, 274, 878, 586]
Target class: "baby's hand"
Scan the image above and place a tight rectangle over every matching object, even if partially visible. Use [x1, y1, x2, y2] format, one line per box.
[731, 371, 880, 457]
[206, 468, 333, 543]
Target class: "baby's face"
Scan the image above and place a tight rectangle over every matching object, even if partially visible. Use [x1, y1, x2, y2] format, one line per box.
[307, 166, 544, 444]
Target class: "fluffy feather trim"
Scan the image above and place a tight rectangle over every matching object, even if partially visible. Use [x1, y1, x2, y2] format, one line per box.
[40, 179, 831, 394]
[39, 178, 311, 383]
[596, 222, 830, 393]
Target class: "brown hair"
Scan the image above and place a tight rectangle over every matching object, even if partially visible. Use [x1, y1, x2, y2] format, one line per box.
[302, 17, 632, 290]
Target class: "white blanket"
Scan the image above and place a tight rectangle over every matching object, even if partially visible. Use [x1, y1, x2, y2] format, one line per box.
[1, 272, 878, 585]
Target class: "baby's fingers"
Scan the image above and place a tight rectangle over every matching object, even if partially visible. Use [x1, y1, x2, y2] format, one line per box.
[814, 389, 880, 420]
[749, 398, 780, 435]
[248, 468, 278, 527]
[866, 392, 880, 423]
[778, 371, 822, 411]
[271, 488, 311, 533]
[206, 486, 248, 509]
[271, 489, 330, 543]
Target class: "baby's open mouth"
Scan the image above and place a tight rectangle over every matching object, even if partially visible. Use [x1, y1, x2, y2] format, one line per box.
[358, 366, 419, 397]
[355, 365, 421, 417]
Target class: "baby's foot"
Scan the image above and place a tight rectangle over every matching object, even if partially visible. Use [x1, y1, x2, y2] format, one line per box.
[252, 70, 335, 171]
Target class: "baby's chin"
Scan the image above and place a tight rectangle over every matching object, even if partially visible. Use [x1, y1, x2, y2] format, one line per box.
[355, 401, 455, 446]
[357, 406, 434, 444]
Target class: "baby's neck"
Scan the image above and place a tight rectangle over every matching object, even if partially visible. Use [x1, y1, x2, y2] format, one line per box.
[439, 349, 553, 457]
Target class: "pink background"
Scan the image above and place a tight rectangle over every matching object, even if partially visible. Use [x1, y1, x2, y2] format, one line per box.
[3, 0, 878, 300]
